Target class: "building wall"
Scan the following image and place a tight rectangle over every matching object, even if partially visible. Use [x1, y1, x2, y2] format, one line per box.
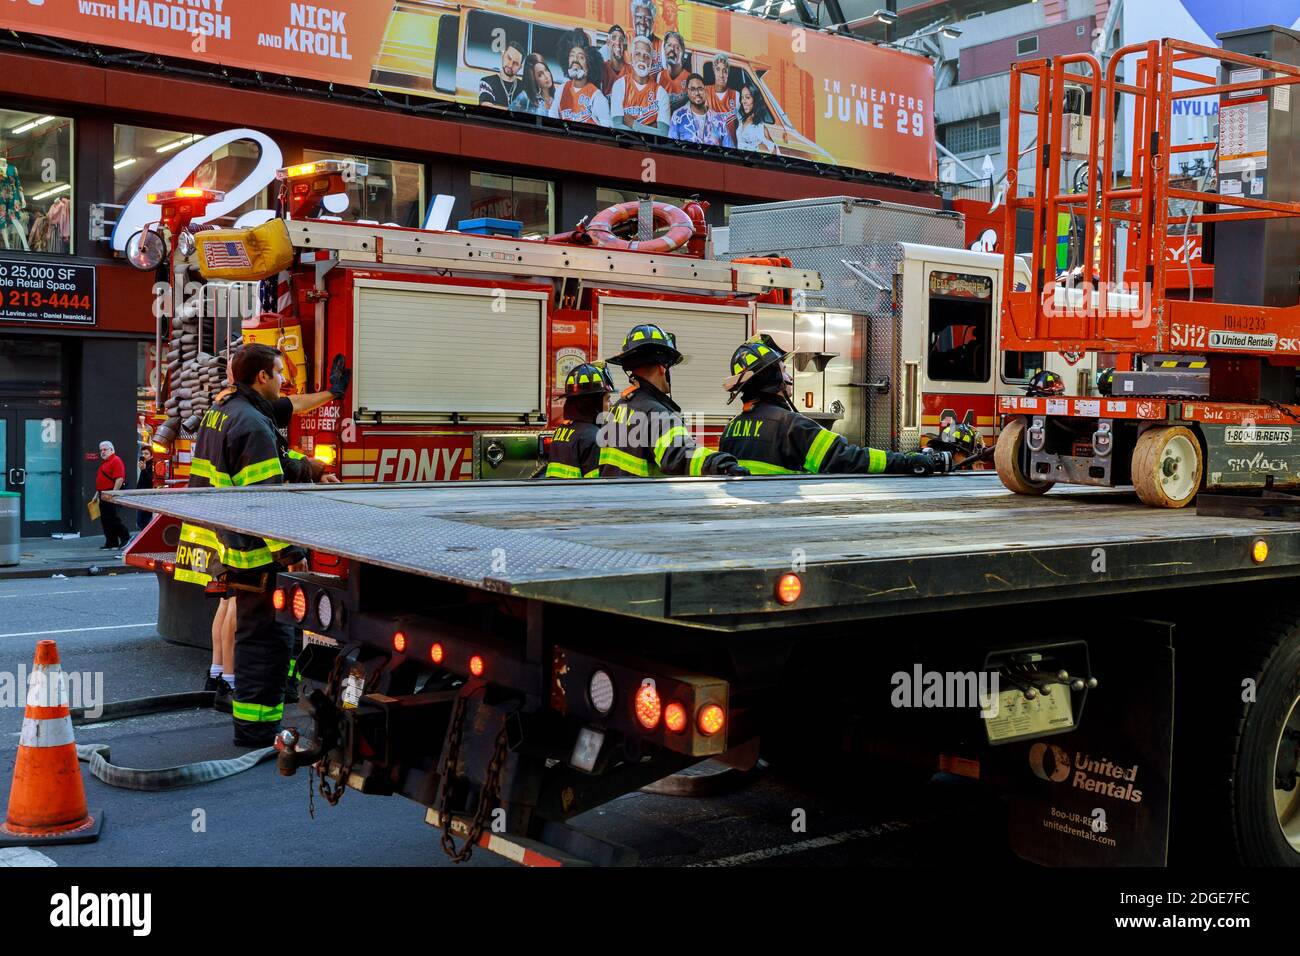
[74, 338, 139, 536]
[959, 17, 1095, 83]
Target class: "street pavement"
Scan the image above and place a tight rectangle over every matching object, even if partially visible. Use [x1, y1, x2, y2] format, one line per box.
[0, 575, 1017, 868]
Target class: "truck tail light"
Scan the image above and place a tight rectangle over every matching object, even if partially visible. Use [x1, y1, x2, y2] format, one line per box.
[291, 586, 308, 622]
[664, 701, 687, 733]
[634, 679, 661, 729]
[776, 573, 802, 605]
[469, 654, 485, 677]
[588, 670, 614, 714]
[313, 442, 338, 466]
[393, 631, 407, 653]
[430, 642, 444, 664]
[273, 588, 286, 611]
[697, 704, 725, 736]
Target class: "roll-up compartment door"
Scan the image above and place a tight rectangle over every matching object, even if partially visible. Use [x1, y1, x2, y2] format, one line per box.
[354, 281, 545, 417]
[599, 300, 750, 421]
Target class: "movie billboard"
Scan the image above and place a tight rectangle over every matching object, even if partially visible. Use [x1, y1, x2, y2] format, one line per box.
[4, 0, 936, 181]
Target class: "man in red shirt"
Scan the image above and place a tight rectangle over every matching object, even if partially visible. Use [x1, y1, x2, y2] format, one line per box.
[658, 31, 691, 115]
[708, 53, 739, 143]
[94, 440, 130, 549]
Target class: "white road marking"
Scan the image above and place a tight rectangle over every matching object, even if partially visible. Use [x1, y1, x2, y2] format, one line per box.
[0, 622, 157, 639]
[0, 847, 57, 867]
[0, 587, 137, 599]
[689, 822, 912, 867]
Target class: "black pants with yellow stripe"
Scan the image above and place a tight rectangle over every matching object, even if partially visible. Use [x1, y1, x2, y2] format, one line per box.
[232, 571, 293, 744]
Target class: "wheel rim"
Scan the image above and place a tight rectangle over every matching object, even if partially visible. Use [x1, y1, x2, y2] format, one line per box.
[1274, 693, 1300, 854]
[1156, 434, 1198, 501]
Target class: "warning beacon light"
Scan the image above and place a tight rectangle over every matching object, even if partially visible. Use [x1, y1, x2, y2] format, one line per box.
[276, 160, 368, 220]
[127, 187, 225, 269]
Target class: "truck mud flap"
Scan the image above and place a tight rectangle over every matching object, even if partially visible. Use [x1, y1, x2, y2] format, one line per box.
[987, 622, 1174, 865]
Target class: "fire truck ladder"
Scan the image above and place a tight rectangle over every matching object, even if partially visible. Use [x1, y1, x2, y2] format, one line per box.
[283, 219, 822, 297]
[1003, 38, 1300, 360]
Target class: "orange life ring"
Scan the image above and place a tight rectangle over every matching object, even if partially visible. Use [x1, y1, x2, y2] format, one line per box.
[585, 201, 696, 254]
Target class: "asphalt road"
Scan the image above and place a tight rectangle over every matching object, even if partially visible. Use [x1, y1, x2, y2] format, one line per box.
[0, 574, 1015, 868]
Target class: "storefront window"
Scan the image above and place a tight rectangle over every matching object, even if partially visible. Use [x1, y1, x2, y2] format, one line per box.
[113, 124, 269, 224]
[301, 150, 425, 227]
[0, 109, 74, 254]
[595, 187, 691, 210]
[469, 172, 553, 237]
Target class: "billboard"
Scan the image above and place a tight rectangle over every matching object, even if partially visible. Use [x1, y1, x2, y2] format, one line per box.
[1, 0, 936, 182]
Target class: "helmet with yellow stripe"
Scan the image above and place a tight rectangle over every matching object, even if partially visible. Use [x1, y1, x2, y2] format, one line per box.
[563, 361, 615, 397]
[723, 334, 788, 402]
[606, 323, 684, 370]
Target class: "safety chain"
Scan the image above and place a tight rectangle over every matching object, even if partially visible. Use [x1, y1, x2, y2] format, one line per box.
[318, 763, 346, 806]
[436, 690, 512, 864]
[1261, 400, 1300, 427]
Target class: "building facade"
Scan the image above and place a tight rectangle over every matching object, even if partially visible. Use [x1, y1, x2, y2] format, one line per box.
[0, 23, 937, 538]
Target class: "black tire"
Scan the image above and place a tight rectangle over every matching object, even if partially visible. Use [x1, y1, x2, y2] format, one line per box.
[1172, 595, 1300, 866]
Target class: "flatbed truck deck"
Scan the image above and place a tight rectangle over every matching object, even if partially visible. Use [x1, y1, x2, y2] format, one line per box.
[107, 476, 1300, 868]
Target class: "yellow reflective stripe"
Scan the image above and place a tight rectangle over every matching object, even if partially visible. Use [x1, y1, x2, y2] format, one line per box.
[652, 426, 689, 468]
[265, 538, 291, 553]
[231, 457, 283, 486]
[868, 448, 887, 474]
[688, 446, 714, 477]
[221, 544, 274, 569]
[804, 429, 839, 474]
[180, 524, 223, 550]
[545, 462, 583, 479]
[583, 468, 601, 479]
[738, 459, 799, 475]
[174, 567, 213, 586]
[232, 700, 284, 723]
[190, 458, 233, 487]
[286, 450, 306, 460]
[599, 447, 650, 476]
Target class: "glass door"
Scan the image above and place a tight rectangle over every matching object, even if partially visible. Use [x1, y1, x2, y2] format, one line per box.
[2, 411, 67, 536]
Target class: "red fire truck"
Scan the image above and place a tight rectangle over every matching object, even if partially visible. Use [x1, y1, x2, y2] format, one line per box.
[125, 163, 820, 641]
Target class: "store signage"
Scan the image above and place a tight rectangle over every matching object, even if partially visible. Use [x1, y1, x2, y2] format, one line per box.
[3, 0, 937, 183]
[112, 127, 455, 251]
[0, 257, 96, 326]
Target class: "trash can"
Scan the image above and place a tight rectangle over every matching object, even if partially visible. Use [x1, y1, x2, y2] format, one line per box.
[0, 492, 18, 567]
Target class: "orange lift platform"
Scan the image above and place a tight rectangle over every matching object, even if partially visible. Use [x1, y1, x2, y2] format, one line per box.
[995, 25, 1300, 508]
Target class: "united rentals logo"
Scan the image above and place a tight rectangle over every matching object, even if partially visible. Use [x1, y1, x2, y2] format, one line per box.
[1029, 747, 1143, 804]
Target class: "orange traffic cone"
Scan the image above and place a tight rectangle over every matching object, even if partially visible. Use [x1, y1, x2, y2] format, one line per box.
[0, 640, 103, 846]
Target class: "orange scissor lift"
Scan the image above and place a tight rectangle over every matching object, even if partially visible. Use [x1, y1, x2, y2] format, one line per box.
[995, 26, 1300, 508]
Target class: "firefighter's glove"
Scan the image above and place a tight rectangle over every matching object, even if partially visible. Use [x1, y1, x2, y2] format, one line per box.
[328, 354, 352, 400]
[898, 450, 949, 476]
[724, 464, 751, 477]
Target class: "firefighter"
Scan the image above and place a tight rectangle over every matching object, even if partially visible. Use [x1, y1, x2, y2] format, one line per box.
[599, 323, 749, 478]
[176, 343, 306, 747]
[544, 362, 615, 478]
[719, 334, 948, 476]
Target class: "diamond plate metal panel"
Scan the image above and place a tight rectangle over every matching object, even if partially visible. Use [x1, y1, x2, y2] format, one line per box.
[727, 197, 964, 254]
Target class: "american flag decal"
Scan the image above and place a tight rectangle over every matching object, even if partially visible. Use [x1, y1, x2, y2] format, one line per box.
[204, 240, 252, 270]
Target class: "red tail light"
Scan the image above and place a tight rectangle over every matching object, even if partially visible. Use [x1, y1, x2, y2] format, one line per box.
[291, 586, 308, 622]
[469, 654, 485, 677]
[430, 642, 444, 664]
[664, 701, 687, 733]
[697, 704, 725, 736]
[393, 631, 407, 653]
[272, 588, 286, 611]
[634, 680, 661, 730]
[776, 573, 802, 605]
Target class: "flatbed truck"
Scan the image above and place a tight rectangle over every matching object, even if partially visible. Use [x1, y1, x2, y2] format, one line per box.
[108, 472, 1300, 867]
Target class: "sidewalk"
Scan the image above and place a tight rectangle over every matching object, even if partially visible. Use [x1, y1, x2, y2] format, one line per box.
[0, 534, 152, 580]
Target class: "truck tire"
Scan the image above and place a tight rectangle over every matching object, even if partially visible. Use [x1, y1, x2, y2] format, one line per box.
[994, 417, 1054, 495]
[1131, 425, 1202, 508]
[1173, 597, 1300, 866]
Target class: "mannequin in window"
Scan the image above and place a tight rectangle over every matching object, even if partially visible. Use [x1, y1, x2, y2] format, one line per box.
[0, 157, 29, 251]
